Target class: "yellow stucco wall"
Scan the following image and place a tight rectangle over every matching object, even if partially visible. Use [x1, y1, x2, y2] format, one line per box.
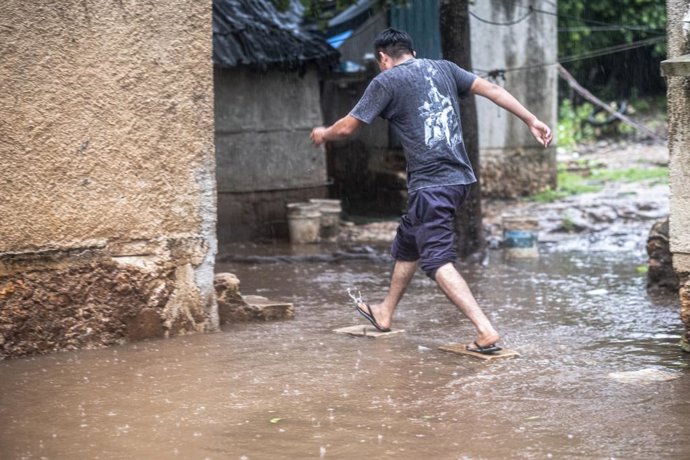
[0, 1, 217, 358]
[0, 1, 214, 251]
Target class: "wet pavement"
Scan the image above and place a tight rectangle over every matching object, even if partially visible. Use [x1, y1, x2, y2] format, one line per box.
[1, 225, 688, 458]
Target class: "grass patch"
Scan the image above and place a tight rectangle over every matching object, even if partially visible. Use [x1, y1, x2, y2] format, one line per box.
[530, 166, 668, 203]
[590, 167, 668, 183]
[531, 170, 602, 202]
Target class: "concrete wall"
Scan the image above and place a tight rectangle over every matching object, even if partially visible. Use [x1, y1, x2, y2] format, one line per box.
[0, 1, 217, 358]
[215, 66, 328, 242]
[470, 0, 558, 197]
[666, 0, 690, 349]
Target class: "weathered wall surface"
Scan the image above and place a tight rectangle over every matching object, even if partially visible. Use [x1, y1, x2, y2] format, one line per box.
[215, 67, 327, 242]
[667, 0, 690, 349]
[0, 1, 217, 358]
[470, 0, 558, 197]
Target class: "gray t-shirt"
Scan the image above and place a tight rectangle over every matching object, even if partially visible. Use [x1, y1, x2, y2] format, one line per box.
[350, 58, 477, 192]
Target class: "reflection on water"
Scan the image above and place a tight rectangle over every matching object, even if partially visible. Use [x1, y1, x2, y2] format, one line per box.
[1, 244, 689, 459]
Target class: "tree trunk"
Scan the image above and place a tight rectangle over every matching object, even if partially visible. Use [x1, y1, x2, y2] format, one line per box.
[439, 0, 485, 259]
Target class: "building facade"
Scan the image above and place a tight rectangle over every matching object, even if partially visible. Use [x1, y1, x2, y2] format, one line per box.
[0, 1, 217, 358]
[213, 0, 338, 242]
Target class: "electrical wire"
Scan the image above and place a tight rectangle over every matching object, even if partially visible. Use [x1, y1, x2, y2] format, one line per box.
[558, 35, 664, 63]
[473, 35, 665, 77]
[558, 26, 665, 33]
[469, 7, 533, 26]
[527, 5, 665, 36]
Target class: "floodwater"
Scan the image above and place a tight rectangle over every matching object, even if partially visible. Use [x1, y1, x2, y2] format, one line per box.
[2, 232, 689, 459]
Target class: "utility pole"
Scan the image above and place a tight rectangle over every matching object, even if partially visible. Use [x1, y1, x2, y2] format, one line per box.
[439, 0, 486, 259]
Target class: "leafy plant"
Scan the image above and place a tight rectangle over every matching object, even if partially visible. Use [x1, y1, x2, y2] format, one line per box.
[557, 99, 596, 148]
[557, 0, 666, 99]
[561, 215, 576, 233]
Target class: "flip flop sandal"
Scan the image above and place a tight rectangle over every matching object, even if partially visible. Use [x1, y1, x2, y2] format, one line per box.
[347, 289, 391, 332]
[467, 341, 502, 354]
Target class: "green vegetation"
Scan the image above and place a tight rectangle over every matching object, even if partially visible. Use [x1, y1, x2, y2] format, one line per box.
[557, 99, 596, 148]
[531, 169, 601, 202]
[558, 0, 666, 99]
[556, 0, 667, 145]
[560, 215, 576, 233]
[591, 167, 668, 183]
[531, 165, 668, 203]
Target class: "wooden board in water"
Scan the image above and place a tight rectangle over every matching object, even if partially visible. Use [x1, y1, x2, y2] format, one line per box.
[333, 325, 405, 338]
[439, 343, 520, 361]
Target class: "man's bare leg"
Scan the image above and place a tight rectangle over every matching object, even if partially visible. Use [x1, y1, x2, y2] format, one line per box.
[364, 260, 417, 330]
[434, 262, 500, 347]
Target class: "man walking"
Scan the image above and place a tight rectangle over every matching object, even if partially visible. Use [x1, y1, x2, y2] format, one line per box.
[310, 28, 552, 353]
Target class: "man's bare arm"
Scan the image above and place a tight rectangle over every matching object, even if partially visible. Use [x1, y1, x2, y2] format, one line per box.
[470, 77, 553, 148]
[310, 115, 363, 146]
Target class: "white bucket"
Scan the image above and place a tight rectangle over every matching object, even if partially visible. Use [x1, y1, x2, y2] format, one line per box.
[309, 199, 342, 239]
[286, 202, 321, 244]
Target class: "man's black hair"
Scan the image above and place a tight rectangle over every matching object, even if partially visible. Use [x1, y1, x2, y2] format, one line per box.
[374, 28, 414, 61]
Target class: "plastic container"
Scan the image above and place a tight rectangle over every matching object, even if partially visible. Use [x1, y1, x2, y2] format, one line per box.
[308, 199, 342, 239]
[502, 214, 539, 259]
[286, 202, 321, 244]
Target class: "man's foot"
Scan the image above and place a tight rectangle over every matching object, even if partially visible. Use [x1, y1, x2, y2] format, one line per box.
[347, 289, 394, 331]
[466, 341, 502, 354]
[355, 302, 391, 332]
[470, 330, 501, 353]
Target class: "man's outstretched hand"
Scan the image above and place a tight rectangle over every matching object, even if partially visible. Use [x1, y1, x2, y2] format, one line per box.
[529, 119, 553, 148]
[310, 127, 328, 146]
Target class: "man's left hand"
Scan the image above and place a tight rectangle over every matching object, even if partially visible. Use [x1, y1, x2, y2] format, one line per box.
[529, 120, 553, 148]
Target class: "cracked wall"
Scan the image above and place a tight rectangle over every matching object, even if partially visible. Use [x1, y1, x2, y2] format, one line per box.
[0, 0, 217, 359]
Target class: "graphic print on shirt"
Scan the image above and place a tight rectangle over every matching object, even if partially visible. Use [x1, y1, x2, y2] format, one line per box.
[418, 64, 461, 149]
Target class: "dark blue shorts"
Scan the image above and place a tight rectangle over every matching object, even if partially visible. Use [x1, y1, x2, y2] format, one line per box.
[391, 184, 470, 279]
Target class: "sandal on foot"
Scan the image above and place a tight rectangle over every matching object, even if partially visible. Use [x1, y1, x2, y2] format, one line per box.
[347, 288, 390, 332]
[466, 341, 502, 354]
[355, 303, 391, 332]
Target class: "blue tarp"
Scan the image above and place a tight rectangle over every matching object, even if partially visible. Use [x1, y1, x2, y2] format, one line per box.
[327, 30, 354, 49]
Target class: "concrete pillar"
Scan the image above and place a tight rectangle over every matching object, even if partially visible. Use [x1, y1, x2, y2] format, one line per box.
[665, 0, 690, 349]
[0, 1, 217, 358]
[470, 0, 558, 197]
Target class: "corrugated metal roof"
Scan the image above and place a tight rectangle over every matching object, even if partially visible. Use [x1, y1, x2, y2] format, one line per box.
[213, 0, 339, 71]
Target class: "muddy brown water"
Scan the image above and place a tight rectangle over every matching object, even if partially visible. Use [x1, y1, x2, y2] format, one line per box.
[1, 237, 689, 459]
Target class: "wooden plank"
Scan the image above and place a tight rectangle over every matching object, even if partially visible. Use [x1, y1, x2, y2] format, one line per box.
[439, 343, 520, 361]
[333, 325, 405, 339]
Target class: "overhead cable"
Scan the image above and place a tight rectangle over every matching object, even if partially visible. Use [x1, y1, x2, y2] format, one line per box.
[473, 35, 665, 77]
[469, 7, 533, 26]
[528, 5, 665, 36]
